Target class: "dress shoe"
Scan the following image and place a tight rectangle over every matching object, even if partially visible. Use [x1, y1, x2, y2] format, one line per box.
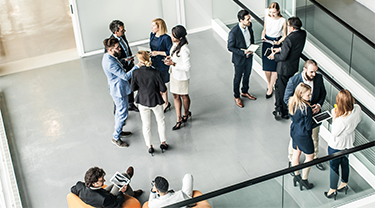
[163, 102, 171, 113]
[324, 191, 337, 200]
[241, 93, 257, 100]
[160, 143, 169, 153]
[182, 111, 192, 122]
[120, 131, 132, 137]
[316, 163, 326, 171]
[337, 185, 348, 195]
[128, 103, 139, 112]
[111, 138, 129, 148]
[273, 111, 282, 120]
[148, 147, 155, 156]
[266, 88, 273, 99]
[234, 98, 244, 108]
[133, 189, 143, 198]
[172, 121, 184, 130]
[299, 179, 314, 190]
[282, 114, 290, 119]
[126, 166, 134, 179]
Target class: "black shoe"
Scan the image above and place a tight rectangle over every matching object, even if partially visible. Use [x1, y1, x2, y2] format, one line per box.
[293, 175, 301, 187]
[128, 103, 139, 112]
[282, 114, 290, 119]
[273, 111, 282, 120]
[337, 185, 348, 195]
[266, 89, 273, 99]
[182, 111, 192, 122]
[120, 131, 132, 137]
[160, 143, 169, 153]
[148, 147, 155, 156]
[164, 102, 171, 113]
[133, 189, 143, 198]
[299, 179, 314, 190]
[172, 119, 184, 130]
[324, 191, 337, 200]
[288, 162, 295, 176]
[316, 163, 326, 171]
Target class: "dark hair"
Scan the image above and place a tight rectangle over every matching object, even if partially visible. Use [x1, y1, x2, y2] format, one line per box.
[303, 59, 317, 68]
[237, 9, 250, 22]
[288, 17, 302, 30]
[84, 167, 106, 187]
[154, 176, 169, 193]
[171, 25, 188, 57]
[109, 20, 124, 34]
[103, 37, 119, 50]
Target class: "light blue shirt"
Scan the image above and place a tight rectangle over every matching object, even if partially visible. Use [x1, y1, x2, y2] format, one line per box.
[238, 23, 251, 48]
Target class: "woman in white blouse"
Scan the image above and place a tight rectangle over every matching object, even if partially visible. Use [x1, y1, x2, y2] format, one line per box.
[164, 25, 191, 130]
[324, 89, 361, 200]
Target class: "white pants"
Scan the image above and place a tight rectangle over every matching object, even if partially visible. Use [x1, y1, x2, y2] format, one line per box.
[138, 104, 166, 147]
[288, 126, 320, 161]
[181, 173, 194, 198]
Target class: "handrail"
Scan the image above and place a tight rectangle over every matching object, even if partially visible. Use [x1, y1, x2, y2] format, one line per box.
[163, 141, 375, 208]
[233, 0, 375, 122]
[309, 0, 375, 50]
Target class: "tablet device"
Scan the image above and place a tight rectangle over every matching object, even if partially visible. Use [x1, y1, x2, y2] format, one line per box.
[264, 48, 272, 57]
[313, 111, 332, 124]
[110, 171, 131, 188]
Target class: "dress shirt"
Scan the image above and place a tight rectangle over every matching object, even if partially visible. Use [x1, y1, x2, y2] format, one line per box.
[301, 73, 314, 102]
[239, 23, 251, 48]
[148, 190, 190, 208]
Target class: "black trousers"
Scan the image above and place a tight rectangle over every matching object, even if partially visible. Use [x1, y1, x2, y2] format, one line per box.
[275, 74, 292, 115]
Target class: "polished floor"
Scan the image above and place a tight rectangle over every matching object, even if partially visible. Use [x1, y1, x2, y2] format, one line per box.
[0, 29, 372, 208]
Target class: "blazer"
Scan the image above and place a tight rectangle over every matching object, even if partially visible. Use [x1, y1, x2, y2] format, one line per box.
[283, 73, 326, 108]
[104, 34, 134, 71]
[170, 44, 191, 81]
[71, 181, 124, 208]
[228, 23, 254, 67]
[102, 53, 136, 98]
[274, 30, 306, 77]
[290, 105, 313, 139]
[150, 33, 172, 72]
[131, 65, 167, 107]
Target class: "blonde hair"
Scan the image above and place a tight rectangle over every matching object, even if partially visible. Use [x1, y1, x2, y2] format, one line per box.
[288, 83, 311, 115]
[268, 2, 282, 17]
[335, 89, 354, 118]
[152, 18, 167, 35]
[137, 50, 152, 67]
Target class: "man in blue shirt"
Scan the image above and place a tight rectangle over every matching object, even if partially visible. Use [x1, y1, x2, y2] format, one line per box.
[102, 37, 139, 147]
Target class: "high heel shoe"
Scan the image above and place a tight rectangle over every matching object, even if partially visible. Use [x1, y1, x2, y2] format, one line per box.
[265, 88, 273, 99]
[293, 175, 302, 187]
[337, 185, 348, 195]
[164, 102, 171, 113]
[172, 121, 184, 130]
[182, 111, 192, 122]
[160, 143, 169, 153]
[148, 147, 154, 156]
[299, 179, 314, 190]
[324, 191, 337, 200]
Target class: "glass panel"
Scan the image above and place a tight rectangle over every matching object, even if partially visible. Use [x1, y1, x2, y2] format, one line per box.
[350, 34, 375, 96]
[212, 0, 240, 24]
[285, 0, 294, 16]
[184, 0, 211, 31]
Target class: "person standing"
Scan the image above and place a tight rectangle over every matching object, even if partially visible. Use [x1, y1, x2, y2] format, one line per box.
[131, 51, 168, 156]
[284, 60, 327, 171]
[164, 25, 191, 130]
[324, 90, 361, 200]
[150, 18, 173, 112]
[228, 9, 257, 108]
[102, 38, 139, 147]
[108, 20, 139, 112]
[261, 2, 287, 99]
[268, 16, 306, 119]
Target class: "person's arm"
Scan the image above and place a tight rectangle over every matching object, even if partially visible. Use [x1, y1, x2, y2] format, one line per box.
[110, 61, 139, 82]
[130, 70, 138, 92]
[71, 184, 79, 195]
[172, 46, 191, 72]
[316, 76, 327, 107]
[157, 71, 167, 93]
[150, 35, 172, 57]
[273, 37, 292, 61]
[103, 185, 127, 208]
[148, 186, 159, 206]
[305, 106, 313, 132]
[275, 19, 287, 45]
[284, 77, 296, 105]
[261, 18, 267, 40]
[228, 29, 246, 57]
[331, 118, 346, 138]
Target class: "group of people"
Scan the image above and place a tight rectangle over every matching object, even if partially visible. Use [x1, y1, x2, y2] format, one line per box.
[102, 19, 192, 156]
[228, 3, 362, 201]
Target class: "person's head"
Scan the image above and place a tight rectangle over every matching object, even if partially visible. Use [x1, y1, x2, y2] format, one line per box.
[109, 20, 126, 37]
[151, 18, 167, 35]
[288, 83, 311, 115]
[335, 89, 355, 118]
[171, 25, 188, 57]
[303, 59, 318, 81]
[84, 167, 106, 188]
[103, 37, 121, 57]
[154, 176, 169, 194]
[268, 2, 281, 18]
[287, 17, 302, 33]
[136, 50, 152, 67]
[237, 10, 251, 27]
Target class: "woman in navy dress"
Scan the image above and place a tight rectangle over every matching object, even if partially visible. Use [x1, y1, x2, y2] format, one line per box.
[150, 18, 173, 112]
[289, 83, 314, 190]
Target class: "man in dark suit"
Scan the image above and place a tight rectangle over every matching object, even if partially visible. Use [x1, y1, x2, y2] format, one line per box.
[269, 17, 306, 119]
[284, 60, 327, 171]
[109, 20, 138, 112]
[228, 9, 257, 108]
[71, 166, 142, 208]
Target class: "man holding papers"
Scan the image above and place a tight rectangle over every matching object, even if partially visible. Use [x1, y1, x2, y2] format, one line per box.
[228, 9, 257, 108]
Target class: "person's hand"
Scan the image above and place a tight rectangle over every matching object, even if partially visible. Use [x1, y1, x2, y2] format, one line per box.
[151, 186, 157, 193]
[311, 104, 321, 114]
[125, 56, 134, 62]
[331, 107, 336, 119]
[268, 52, 275, 60]
[120, 184, 128, 193]
[164, 56, 174, 66]
[272, 48, 281, 53]
[150, 51, 158, 56]
[136, 61, 143, 68]
[273, 40, 280, 45]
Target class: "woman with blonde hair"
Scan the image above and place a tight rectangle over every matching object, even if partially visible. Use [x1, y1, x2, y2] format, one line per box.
[289, 83, 314, 190]
[261, 2, 287, 98]
[150, 18, 173, 112]
[324, 90, 361, 200]
[131, 51, 168, 156]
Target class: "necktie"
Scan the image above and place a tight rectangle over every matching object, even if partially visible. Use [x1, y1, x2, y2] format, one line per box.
[119, 37, 129, 58]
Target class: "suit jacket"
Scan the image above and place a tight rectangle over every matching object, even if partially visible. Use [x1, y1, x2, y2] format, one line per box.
[150, 33, 172, 72]
[227, 23, 255, 67]
[131, 65, 166, 107]
[274, 30, 306, 77]
[71, 181, 124, 208]
[104, 34, 134, 71]
[290, 105, 313, 139]
[102, 53, 136, 98]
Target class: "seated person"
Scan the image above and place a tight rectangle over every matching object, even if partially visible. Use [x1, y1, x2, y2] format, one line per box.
[149, 174, 193, 208]
[71, 166, 143, 208]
